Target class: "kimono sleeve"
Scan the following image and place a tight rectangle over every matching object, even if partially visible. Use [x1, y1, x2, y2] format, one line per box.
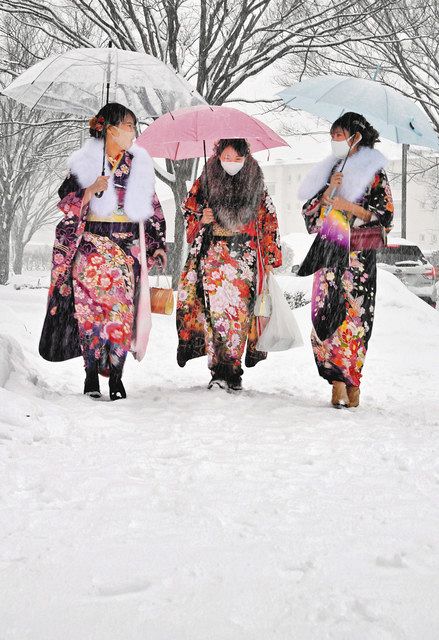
[367, 170, 394, 231]
[260, 190, 282, 269]
[57, 172, 86, 219]
[301, 186, 326, 234]
[181, 178, 205, 244]
[144, 193, 167, 258]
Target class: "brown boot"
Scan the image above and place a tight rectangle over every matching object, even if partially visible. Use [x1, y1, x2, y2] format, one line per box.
[331, 381, 349, 408]
[347, 385, 360, 408]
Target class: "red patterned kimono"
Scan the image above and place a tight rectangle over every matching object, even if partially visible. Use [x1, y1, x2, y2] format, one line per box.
[177, 177, 282, 372]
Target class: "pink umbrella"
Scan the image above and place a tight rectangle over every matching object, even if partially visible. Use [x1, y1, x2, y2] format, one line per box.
[136, 104, 289, 160]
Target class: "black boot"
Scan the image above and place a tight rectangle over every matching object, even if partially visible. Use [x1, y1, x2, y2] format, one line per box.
[83, 364, 101, 399]
[207, 364, 230, 390]
[227, 366, 243, 392]
[109, 367, 127, 401]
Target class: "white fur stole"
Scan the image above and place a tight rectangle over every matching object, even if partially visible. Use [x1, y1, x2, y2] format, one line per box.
[67, 138, 155, 221]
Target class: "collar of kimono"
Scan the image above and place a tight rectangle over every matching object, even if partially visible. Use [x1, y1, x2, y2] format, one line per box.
[67, 138, 156, 222]
[297, 146, 388, 203]
[106, 151, 123, 168]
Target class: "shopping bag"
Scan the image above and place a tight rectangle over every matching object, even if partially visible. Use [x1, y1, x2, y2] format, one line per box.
[256, 272, 303, 352]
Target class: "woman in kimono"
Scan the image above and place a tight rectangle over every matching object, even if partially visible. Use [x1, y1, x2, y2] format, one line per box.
[39, 102, 167, 400]
[176, 138, 282, 391]
[297, 112, 394, 408]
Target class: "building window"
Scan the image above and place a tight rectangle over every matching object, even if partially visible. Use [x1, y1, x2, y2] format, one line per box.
[431, 234, 437, 243]
[266, 182, 276, 195]
[419, 234, 425, 242]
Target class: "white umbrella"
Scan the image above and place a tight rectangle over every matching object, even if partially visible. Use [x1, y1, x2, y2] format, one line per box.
[278, 74, 439, 238]
[2, 44, 206, 197]
[278, 75, 439, 150]
[1, 45, 205, 121]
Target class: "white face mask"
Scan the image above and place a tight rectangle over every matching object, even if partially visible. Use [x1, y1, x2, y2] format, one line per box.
[331, 134, 359, 159]
[109, 126, 136, 150]
[221, 160, 244, 176]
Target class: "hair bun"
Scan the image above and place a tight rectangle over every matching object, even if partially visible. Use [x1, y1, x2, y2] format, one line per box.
[88, 115, 105, 131]
[331, 112, 380, 148]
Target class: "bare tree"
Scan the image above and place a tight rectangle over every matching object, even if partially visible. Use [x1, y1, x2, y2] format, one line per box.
[277, 0, 439, 233]
[10, 168, 61, 274]
[0, 93, 80, 283]
[281, 0, 438, 130]
[0, 18, 84, 283]
[1, 0, 396, 283]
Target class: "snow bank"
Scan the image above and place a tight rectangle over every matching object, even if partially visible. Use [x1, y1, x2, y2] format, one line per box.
[0, 299, 41, 389]
[0, 334, 32, 388]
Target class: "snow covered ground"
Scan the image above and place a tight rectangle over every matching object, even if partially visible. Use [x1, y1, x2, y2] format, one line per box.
[1, 269, 439, 640]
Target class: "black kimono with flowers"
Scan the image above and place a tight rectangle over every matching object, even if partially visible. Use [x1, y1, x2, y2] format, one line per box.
[301, 169, 394, 387]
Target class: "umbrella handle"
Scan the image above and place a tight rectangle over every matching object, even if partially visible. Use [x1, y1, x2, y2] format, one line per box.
[95, 167, 106, 199]
[203, 140, 210, 201]
[95, 129, 107, 199]
[322, 186, 337, 217]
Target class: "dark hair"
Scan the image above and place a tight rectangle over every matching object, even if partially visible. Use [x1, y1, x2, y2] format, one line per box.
[89, 102, 137, 139]
[330, 112, 380, 148]
[213, 138, 251, 157]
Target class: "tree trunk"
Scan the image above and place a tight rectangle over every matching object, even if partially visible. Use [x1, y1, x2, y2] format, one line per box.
[13, 240, 25, 275]
[168, 162, 192, 289]
[0, 227, 11, 284]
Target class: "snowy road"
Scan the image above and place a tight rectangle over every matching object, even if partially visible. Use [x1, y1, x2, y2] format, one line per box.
[1, 271, 438, 639]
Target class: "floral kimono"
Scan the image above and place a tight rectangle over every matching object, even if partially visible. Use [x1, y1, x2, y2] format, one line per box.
[298, 147, 394, 387]
[177, 159, 282, 374]
[39, 138, 166, 376]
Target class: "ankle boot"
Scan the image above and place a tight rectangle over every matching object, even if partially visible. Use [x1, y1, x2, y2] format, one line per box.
[347, 385, 360, 408]
[331, 381, 349, 408]
[208, 364, 229, 389]
[109, 367, 127, 401]
[227, 365, 244, 392]
[84, 364, 101, 399]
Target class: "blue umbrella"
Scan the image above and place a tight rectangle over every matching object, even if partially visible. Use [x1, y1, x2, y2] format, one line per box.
[278, 75, 439, 150]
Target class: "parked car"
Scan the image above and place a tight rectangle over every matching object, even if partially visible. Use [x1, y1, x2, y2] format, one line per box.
[376, 242, 437, 307]
[421, 249, 439, 281]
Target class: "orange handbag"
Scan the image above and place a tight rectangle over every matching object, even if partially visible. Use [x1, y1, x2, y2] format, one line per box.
[150, 272, 174, 315]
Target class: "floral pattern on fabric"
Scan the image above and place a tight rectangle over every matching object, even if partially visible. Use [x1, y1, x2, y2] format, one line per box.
[49, 191, 87, 304]
[176, 178, 282, 370]
[302, 169, 393, 387]
[181, 178, 282, 268]
[199, 238, 256, 368]
[310, 252, 376, 387]
[40, 149, 166, 366]
[303, 169, 393, 235]
[72, 227, 140, 375]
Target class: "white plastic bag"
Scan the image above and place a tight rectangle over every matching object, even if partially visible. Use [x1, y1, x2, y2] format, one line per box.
[256, 272, 303, 352]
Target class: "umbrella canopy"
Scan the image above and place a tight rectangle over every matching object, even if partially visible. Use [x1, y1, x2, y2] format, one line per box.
[278, 75, 439, 150]
[136, 104, 289, 159]
[1, 46, 205, 120]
